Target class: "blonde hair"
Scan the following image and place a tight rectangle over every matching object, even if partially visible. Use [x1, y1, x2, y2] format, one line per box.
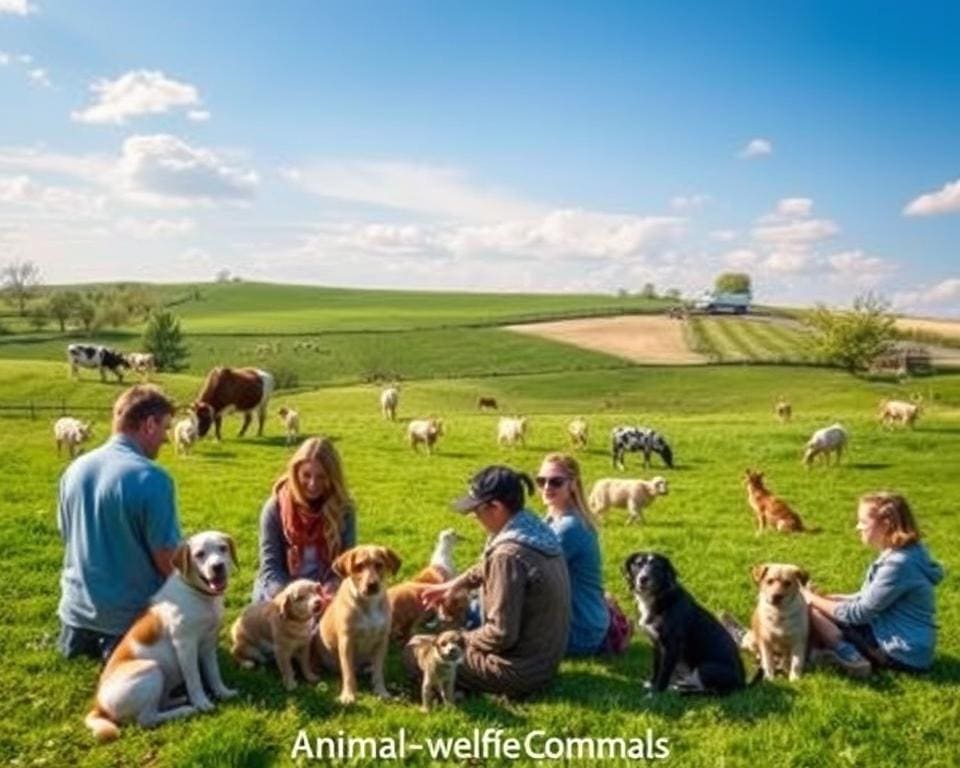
[112, 385, 175, 433]
[541, 452, 597, 532]
[275, 436, 352, 555]
[860, 491, 921, 549]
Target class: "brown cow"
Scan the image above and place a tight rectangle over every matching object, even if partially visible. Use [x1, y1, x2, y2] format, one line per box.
[477, 396, 498, 411]
[192, 367, 275, 441]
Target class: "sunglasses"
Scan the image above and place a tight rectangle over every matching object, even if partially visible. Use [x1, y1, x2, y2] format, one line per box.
[535, 475, 569, 490]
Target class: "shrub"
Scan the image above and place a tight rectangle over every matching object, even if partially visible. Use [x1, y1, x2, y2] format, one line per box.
[142, 310, 189, 371]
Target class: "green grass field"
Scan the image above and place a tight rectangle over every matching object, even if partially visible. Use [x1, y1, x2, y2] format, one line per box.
[2, 353, 959, 767]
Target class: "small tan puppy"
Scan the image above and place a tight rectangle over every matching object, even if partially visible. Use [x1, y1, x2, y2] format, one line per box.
[408, 630, 466, 712]
[277, 407, 300, 445]
[744, 563, 810, 681]
[568, 417, 589, 449]
[313, 545, 401, 705]
[230, 579, 325, 690]
[388, 565, 470, 645]
[588, 476, 668, 524]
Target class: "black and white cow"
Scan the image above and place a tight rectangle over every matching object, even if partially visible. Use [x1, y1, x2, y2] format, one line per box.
[67, 344, 129, 382]
[611, 425, 674, 470]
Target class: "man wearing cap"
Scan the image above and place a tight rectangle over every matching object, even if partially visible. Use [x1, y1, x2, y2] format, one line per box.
[413, 465, 571, 697]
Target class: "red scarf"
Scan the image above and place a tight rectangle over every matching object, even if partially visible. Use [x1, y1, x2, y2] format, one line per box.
[277, 482, 329, 578]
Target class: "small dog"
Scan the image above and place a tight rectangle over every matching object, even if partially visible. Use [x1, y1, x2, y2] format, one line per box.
[408, 630, 466, 712]
[230, 579, 324, 690]
[277, 407, 300, 445]
[173, 415, 199, 456]
[744, 563, 810, 681]
[774, 397, 792, 423]
[744, 470, 809, 534]
[313, 545, 401, 704]
[84, 531, 238, 741]
[429, 528, 461, 577]
[589, 476, 668, 524]
[388, 564, 470, 645]
[623, 552, 745, 694]
[568, 417, 589, 450]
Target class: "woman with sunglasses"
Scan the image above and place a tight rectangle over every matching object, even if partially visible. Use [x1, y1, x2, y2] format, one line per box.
[537, 452, 630, 656]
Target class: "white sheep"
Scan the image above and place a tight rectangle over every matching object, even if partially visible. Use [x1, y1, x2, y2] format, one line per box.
[588, 476, 668, 524]
[54, 417, 92, 458]
[497, 416, 528, 448]
[878, 399, 921, 429]
[408, 418, 444, 454]
[173, 415, 200, 456]
[380, 386, 400, 421]
[277, 407, 301, 445]
[802, 423, 848, 467]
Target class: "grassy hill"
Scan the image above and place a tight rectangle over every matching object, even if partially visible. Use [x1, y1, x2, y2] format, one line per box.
[1, 359, 958, 767]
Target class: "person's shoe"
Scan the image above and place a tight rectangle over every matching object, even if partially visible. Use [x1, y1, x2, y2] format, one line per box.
[811, 641, 872, 678]
[719, 611, 748, 647]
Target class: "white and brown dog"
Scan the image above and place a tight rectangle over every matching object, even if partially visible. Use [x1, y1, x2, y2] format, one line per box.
[743, 563, 810, 681]
[313, 545, 401, 705]
[84, 531, 238, 741]
[408, 630, 466, 712]
[588, 476, 669, 524]
[230, 579, 325, 690]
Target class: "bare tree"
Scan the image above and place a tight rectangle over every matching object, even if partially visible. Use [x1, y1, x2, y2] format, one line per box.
[1, 260, 41, 316]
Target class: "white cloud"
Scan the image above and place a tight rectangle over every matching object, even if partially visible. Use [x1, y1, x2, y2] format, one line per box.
[114, 216, 195, 239]
[709, 229, 738, 242]
[0, 52, 10, 65]
[187, 109, 211, 122]
[0, 173, 106, 217]
[282, 160, 546, 223]
[925, 277, 960, 303]
[115, 134, 258, 206]
[903, 179, 960, 217]
[763, 251, 815, 273]
[893, 278, 960, 316]
[71, 70, 203, 125]
[723, 248, 759, 269]
[739, 138, 773, 159]
[670, 193, 710, 211]
[826, 249, 897, 287]
[776, 197, 813, 217]
[0, 0, 36, 15]
[27, 67, 50, 87]
[752, 218, 838, 246]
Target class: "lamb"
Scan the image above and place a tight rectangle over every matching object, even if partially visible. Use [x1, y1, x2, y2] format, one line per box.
[277, 407, 300, 445]
[567, 417, 589, 450]
[429, 528, 461, 578]
[173, 414, 200, 456]
[408, 418, 444, 454]
[878, 399, 921, 429]
[802, 423, 848, 467]
[588, 476, 668, 524]
[380, 386, 400, 421]
[497, 416, 528, 448]
[125, 352, 156, 381]
[54, 417, 93, 458]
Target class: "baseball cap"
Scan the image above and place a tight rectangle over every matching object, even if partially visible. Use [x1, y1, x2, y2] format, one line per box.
[451, 465, 532, 513]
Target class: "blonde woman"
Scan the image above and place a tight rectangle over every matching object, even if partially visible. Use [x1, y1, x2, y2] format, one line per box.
[537, 452, 630, 656]
[801, 492, 943, 674]
[252, 436, 357, 602]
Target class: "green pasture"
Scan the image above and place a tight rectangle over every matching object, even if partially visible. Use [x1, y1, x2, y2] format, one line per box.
[1, 359, 959, 767]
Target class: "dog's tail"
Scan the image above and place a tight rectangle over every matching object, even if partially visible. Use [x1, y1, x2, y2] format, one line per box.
[84, 704, 120, 742]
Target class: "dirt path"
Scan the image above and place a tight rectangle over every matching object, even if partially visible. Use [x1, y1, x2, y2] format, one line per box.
[896, 317, 960, 340]
[506, 315, 707, 365]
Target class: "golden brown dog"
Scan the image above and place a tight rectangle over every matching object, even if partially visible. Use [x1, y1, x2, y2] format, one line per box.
[744, 563, 810, 681]
[230, 579, 324, 690]
[408, 630, 466, 712]
[388, 565, 469, 645]
[744, 470, 807, 533]
[313, 545, 401, 704]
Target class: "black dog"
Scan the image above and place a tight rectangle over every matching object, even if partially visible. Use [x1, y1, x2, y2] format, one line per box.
[611, 426, 674, 471]
[623, 552, 745, 694]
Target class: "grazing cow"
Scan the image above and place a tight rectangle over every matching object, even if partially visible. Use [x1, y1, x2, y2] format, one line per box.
[67, 344, 129, 382]
[568, 417, 589, 450]
[124, 352, 156, 380]
[408, 419, 444, 454]
[802, 423, 848, 467]
[611, 426, 674, 470]
[277, 406, 301, 445]
[878, 399, 921, 429]
[380, 386, 400, 421]
[173, 415, 199, 456]
[54, 417, 92, 458]
[477, 396, 498, 411]
[497, 416, 528, 448]
[774, 397, 792, 423]
[191, 367, 275, 441]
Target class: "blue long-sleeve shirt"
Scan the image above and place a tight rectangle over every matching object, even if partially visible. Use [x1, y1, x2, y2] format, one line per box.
[251, 495, 356, 602]
[834, 543, 943, 670]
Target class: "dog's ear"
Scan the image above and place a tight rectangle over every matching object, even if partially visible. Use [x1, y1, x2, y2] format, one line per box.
[795, 568, 810, 586]
[408, 635, 433, 650]
[279, 591, 293, 619]
[332, 548, 356, 578]
[172, 541, 192, 577]
[380, 547, 402, 575]
[622, 553, 638, 580]
[751, 564, 768, 584]
[224, 534, 239, 570]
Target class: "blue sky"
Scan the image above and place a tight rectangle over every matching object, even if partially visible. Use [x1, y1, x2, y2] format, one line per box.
[2, 0, 958, 314]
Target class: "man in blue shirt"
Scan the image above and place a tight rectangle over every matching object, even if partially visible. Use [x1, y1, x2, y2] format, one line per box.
[57, 384, 182, 660]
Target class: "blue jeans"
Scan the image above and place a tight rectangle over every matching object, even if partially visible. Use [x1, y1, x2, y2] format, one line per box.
[58, 623, 120, 662]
